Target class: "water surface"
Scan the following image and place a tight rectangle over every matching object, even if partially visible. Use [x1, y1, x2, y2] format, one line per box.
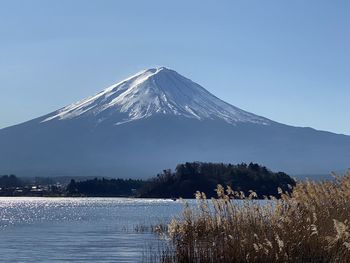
[0, 197, 186, 262]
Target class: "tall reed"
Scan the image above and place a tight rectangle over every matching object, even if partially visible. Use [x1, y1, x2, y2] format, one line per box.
[160, 172, 350, 263]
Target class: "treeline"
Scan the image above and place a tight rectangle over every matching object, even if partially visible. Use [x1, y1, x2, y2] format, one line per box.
[138, 162, 295, 198]
[67, 178, 143, 197]
[0, 174, 22, 188]
[0, 174, 143, 197]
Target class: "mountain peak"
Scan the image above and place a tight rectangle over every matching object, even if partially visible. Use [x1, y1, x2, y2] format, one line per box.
[144, 66, 169, 72]
[144, 66, 172, 72]
[129, 66, 172, 78]
[42, 68, 272, 126]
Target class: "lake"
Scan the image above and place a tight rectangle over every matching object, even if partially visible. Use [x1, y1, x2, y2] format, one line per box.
[0, 197, 188, 263]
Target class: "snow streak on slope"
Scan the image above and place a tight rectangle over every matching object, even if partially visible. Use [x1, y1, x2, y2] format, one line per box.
[43, 67, 272, 126]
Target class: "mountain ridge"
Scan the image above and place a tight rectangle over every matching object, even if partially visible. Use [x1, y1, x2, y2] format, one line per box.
[0, 67, 349, 178]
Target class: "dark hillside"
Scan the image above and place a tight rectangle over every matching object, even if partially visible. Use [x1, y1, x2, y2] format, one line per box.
[139, 162, 295, 198]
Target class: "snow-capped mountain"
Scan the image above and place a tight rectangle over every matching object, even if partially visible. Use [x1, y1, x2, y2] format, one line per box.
[42, 67, 271, 126]
[0, 67, 349, 178]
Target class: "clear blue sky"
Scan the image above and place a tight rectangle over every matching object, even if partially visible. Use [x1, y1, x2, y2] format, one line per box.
[1, 0, 349, 135]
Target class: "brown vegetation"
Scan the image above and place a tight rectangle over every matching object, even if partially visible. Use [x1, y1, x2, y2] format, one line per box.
[159, 172, 350, 263]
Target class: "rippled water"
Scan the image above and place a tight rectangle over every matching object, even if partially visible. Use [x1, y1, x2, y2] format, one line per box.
[0, 197, 187, 262]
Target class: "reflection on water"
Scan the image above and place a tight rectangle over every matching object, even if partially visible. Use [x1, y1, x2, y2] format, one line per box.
[0, 197, 187, 262]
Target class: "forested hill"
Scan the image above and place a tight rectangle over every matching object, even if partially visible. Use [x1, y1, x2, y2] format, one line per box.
[138, 162, 295, 198]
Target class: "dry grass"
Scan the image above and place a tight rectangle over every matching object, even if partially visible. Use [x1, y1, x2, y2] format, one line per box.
[159, 172, 350, 263]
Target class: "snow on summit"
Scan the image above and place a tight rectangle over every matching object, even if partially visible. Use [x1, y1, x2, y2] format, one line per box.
[43, 67, 271, 126]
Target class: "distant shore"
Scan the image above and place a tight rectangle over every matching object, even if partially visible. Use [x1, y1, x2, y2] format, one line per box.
[0, 162, 295, 199]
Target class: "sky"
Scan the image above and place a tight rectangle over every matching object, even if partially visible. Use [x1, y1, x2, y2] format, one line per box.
[0, 0, 349, 135]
